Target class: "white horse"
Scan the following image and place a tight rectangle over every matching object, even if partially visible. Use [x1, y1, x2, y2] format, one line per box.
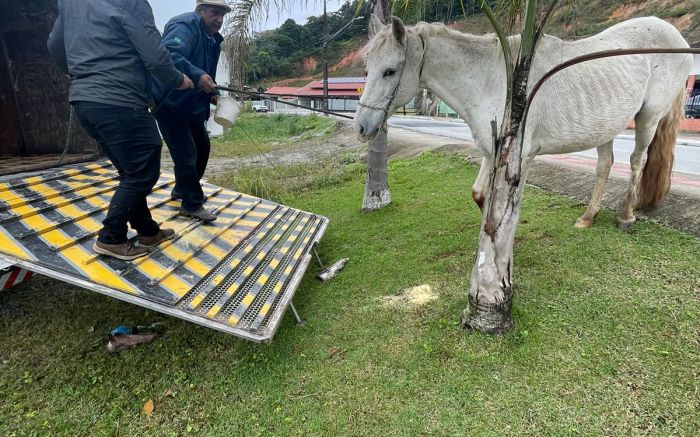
[354, 16, 692, 228]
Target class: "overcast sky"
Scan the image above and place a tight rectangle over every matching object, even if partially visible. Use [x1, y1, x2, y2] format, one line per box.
[148, 0, 346, 32]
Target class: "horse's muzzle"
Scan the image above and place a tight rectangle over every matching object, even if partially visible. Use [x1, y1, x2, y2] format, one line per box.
[355, 122, 379, 143]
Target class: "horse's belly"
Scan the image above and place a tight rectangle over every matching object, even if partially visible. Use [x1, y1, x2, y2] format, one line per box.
[533, 85, 645, 155]
[537, 124, 626, 155]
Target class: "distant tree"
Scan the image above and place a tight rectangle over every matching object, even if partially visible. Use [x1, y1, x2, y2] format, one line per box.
[279, 18, 305, 50]
[227, 1, 374, 85]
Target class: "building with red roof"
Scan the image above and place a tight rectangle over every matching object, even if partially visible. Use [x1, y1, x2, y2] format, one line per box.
[263, 77, 367, 113]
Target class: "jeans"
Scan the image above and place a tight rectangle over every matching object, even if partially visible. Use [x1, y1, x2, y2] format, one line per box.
[154, 106, 211, 212]
[74, 101, 161, 244]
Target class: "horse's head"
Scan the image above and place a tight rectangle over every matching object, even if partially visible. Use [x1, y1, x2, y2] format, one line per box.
[355, 16, 424, 142]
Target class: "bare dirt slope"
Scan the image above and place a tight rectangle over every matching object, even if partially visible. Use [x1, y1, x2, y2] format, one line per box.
[178, 119, 472, 176]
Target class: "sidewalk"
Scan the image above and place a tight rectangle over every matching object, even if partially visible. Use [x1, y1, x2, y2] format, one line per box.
[386, 124, 700, 238]
[392, 115, 700, 147]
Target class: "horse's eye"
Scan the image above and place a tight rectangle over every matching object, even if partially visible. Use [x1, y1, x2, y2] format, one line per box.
[383, 69, 396, 78]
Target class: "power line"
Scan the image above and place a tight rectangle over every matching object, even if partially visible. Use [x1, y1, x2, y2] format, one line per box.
[250, 26, 365, 56]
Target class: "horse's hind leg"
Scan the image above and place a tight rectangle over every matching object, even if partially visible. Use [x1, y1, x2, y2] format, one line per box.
[617, 113, 661, 229]
[575, 141, 614, 228]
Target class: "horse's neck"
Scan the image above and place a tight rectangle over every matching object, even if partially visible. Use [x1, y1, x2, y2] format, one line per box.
[419, 30, 509, 148]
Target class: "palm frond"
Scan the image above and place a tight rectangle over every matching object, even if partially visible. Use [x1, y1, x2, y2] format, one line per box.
[223, 0, 296, 87]
[494, 0, 525, 34]
[393, 0, 429, 23]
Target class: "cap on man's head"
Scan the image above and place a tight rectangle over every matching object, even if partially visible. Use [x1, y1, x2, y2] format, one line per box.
[196, 0, 232, 13]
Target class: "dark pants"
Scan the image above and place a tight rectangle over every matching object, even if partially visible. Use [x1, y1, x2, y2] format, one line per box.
[154, 106, 211, 212]
[74, 101, 161, 245]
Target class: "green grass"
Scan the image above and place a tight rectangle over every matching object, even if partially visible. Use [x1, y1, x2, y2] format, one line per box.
[211, 113, 336, 159]
[208, 149, 365, 206]
[1, 153, 699, 435]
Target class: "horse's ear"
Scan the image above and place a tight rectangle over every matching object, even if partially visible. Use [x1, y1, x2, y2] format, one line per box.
[391, 16, 407, 46]
[369, 14, 384, 38]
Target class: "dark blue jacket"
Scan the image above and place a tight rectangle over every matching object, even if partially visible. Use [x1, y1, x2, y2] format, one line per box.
[47, 0, 183, 108]
[152, 12, 223, 121]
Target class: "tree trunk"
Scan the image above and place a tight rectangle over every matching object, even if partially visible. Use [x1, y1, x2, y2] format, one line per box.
[414, 90, 424, 116]
[362, 0, 393, 212]
[362, 129, 391, 212]
[461, 156, 526, 333]
[462, 58, 532, 334]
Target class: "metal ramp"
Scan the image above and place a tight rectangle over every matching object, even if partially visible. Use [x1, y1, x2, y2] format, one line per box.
[0, 161, 328, 342]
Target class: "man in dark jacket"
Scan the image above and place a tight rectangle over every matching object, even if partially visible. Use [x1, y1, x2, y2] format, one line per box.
[152, 0, 231, 222]
[48, 0, 194, 260]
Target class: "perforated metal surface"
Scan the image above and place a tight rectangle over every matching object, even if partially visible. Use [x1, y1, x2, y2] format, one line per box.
[0, 161, 328, 342]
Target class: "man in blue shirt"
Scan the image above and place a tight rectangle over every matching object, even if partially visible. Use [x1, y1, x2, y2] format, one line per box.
[48, 0, 194, 260]
[152, 0, 231, 222]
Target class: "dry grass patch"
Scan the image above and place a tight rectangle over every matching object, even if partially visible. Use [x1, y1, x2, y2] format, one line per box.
[381, 284, 440, 310]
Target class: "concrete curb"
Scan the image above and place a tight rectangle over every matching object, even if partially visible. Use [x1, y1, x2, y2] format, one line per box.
[393, 116, 700, 147]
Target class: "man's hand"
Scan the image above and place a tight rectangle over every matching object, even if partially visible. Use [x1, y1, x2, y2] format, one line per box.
[177, 75, 194, 90]
[198, 74, 217, 93]
[210, 95, 219, 105]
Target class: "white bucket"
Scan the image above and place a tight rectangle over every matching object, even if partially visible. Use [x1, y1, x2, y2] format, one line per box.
[214, 96, 241, 127]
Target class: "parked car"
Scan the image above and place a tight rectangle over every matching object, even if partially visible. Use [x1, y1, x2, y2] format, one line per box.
[686, 94, 700, 119]
[252, 103, 268, 113]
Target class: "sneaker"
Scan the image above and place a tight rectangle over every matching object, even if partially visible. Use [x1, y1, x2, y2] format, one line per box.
[137, 228, 175, 247]
[92, 240, 149, 261]
[179, 207, 217, 222]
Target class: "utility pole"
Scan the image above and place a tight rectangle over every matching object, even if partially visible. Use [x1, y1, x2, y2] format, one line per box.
[322, 0, 329, 112]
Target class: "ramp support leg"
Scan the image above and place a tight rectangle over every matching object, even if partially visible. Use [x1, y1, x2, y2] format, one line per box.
[312, 247, 323, 268]
[289, 302, 304, 325]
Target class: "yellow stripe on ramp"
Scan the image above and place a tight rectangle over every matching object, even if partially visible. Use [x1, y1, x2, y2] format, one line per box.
[0, 229, 33, 261]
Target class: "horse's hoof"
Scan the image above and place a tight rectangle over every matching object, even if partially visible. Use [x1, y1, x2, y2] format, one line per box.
[574, 218, 592, 229]
[616, 221, 635, 232]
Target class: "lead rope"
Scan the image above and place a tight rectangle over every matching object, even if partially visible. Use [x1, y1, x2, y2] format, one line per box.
[56, 104, 74, 166]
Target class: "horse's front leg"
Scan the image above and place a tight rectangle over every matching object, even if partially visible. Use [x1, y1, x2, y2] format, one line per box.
[575, 141, 614, 228]
[471, 157, 491, 211]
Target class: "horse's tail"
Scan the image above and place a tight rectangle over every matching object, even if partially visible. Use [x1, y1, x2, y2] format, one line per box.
[637, 90, 684, 209]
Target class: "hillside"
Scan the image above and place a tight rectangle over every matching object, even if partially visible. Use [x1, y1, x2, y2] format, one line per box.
[258, 0, 698, 88]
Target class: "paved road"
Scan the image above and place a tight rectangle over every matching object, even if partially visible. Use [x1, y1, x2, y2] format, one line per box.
[388, 116, 700, 176]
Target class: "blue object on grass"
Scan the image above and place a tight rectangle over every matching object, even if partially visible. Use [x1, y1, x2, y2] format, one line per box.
[111, 325, 132, 335]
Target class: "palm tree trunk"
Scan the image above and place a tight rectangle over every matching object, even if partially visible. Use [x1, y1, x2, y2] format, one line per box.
[362, 0, 393, 212]
[461, 132, 527, 333]
[363, 129, 391, 211]
[461, 3, 537, 332]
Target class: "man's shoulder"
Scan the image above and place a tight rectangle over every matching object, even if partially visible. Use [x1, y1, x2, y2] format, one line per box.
[103, 0, 155, 25]
[165, 12, 201, 31]
[102, 0, 151, 14]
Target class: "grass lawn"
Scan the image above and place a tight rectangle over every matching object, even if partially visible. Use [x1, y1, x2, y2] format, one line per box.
[1, 152, 698, 435]
[210, 113, 336, 159]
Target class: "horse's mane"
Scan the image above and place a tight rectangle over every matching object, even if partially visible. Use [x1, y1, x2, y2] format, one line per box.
[362, 21, 512, 60]
[413, 22, 522, 50]
[412, 22, 471, 41]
